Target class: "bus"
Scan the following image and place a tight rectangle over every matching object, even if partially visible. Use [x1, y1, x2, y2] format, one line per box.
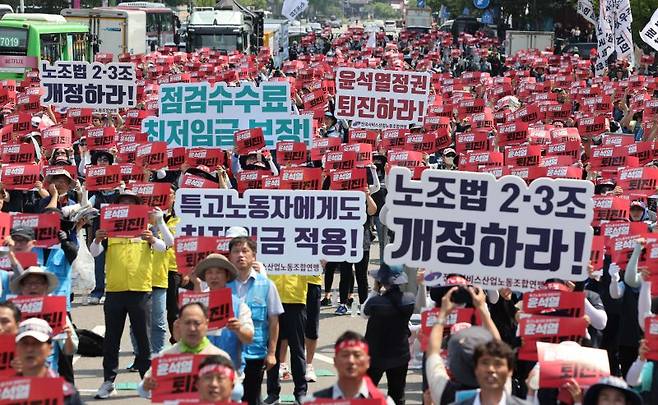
[0, 13, 90, 80]
[116, 1, 180, 50]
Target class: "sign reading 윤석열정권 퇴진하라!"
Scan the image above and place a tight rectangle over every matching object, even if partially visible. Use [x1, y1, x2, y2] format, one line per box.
[142, 81, 313, 149]
[174, 188, 366, 275]
[382, 167, 595, 291]
[40, 61, 137, 109]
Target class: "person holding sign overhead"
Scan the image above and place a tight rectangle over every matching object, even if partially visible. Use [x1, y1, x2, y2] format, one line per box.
[90, 189, 166, 399]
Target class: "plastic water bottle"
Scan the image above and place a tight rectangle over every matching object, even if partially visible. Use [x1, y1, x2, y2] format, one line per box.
[350, 299, 359, 318]
[331, 290, 338, 307]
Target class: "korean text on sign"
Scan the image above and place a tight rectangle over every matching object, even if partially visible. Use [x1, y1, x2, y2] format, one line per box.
[175, 189, 367, 273]
[383, 167, 594, 290]
[334, 68, 430, 129]
[40, 61, 137, 109]
[143, 81, 313, 148]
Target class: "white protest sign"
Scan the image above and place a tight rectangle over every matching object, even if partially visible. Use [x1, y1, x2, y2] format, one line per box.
[383, 167, 594, 291]
[143, 81, 313, 149]
[40, 61, 136, 109]
[334, 68, 430, 129]
[175, 188, 366, 275]
[641, 8, 658, 52]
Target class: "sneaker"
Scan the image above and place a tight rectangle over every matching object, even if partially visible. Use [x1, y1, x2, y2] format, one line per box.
[94, 381, 116, 399]
[320, 297, 332, 307]
[346, 297, 354, 307]
[263, 395, 280, 405]
[305, 364, 317, 382]
[88, 296, 100, 305]
[335, 304, 349, 315]
[279, 362, 292, 381]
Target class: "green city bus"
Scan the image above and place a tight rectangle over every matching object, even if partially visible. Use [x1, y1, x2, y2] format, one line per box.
[0, 14, 90, 80]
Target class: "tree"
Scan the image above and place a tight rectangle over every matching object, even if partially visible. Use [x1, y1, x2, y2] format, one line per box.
[363, 2, 401, 19]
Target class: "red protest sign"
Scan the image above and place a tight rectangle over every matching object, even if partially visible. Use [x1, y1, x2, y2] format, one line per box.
[4, 112, 32, 139]
[539, 155, 578, 167]
[262, 175, 281, 189]
[592, 195, 630, 224]
[387, 150, 425, 169]
[129, 182, 172, 210]
[600, 221, 647, 249]
[578, 115, 607, 138]
[86, 127, 117, 151]
[85, 165, 121, 191]
[118, 163, 147, 183]
[11, 213, 60, 248]
[180, 173, 218, 189]
[117, 142, 139, 164]
[13, 252, 38, 269]
[0, 143, 35, 164]
[645, 316, 658, 361]
[505, 144, 542, 167]
[455, 132, 490, 153]
[185, 148, 226, 168]
[340, 143, 373, 166]
[380, 128, 409, 150]
[0, 377, 64, 404]
[100, 204, 150, 238]
[234, 128, 265, 155]
[166, 147, 185, 171]
[404, 133, 438, 153]
[0, 334, 15, 378]
[237, 170, 264, 193]
[174, 236, 231, 275]
[523, 290, 585, 317]
[310, 137, 341, 161]
[626, 141, 654, 165]
[1, 164, 40, 190]
[9, 296, 67, 336]
[117, 131, 148, 144]
[326, 150, 358, 171]
[460, 151, 504, 171]
[151, 354, 205, 403]
[276, 142, 308, 166]
[330, 168, 367, 190]
[179, 288, 234, 330]
[419, 307, 477, 351]
[589, 235, 605, 270]
[41, 126, 72, 150]
[497, 121, 529, 146]
[66, 108, 93, 128]
[589, 146, 640, 170]
[136, 141, 168, 170]
[518, 316, 588, 361]
[537, 342, 610, 388]
[617, 167, 658, 196]
[280, 167, 322, 190]
[16, 94, 40, 114]
[348, 129, 378, 147]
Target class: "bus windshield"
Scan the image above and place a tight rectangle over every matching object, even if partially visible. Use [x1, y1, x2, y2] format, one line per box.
[189, 32, 239, 51]
[0, 27, 28, 55]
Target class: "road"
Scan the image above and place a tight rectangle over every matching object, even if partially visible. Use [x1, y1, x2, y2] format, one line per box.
[69, 249, 424, 404]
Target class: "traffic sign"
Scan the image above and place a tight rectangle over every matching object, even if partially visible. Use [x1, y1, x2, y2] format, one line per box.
[473, 0, 490, 9]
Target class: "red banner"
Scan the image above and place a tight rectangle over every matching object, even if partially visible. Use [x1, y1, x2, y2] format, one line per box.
[41, 126, 72, 150]
[9, 296, 67, 336]
[11, 213, 60, 248]
[234, 128, 265, 155]
[518, 316, 588, 361]
[136, 141, 168, 170]
[85, 165, 121, 191]
[174, 236, 232, 275]
[0, 143, 35, 164]
[0, 334, 15, 378]
[178, 288, 234, 330]
[100, 204, 150, 238]
[1, 164, 40, 190]
[522, 290, 585, 317]
[0, 377, 64, 404]
[151, 354, 205, 403]
[330, 168, 368, 190]
[280, 167, 322, 190]
[185, 148, 226, 168]
[86, 127, 117, 151]
[129, 182, 172, 210]
[276, 142, 308, 166]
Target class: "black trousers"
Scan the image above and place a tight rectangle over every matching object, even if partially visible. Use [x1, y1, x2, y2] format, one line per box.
[266, 303, 307, 398]
[103, 291, 151, 381]
[368, 363, 408, 405]
[243, 358, 266, 405]
[324, 254, 370, 305]
[166, 271, 181, 342]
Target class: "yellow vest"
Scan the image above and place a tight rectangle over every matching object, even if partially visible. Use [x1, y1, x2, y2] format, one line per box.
[269, 274, 308, 305]
[152, 216, 180, 288]
[307, 274, 322, 285]
[165, 216, 181, 273]
[105, 237, 153, 292]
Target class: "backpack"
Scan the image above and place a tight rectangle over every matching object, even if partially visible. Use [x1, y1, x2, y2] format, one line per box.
[76, 328, 104, 357]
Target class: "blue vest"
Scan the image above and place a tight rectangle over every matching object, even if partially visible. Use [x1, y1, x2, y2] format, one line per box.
[0, 270, 9, 302]
[208, 294, 243, 370]
[35, 248, 73, 311]
[229, 272, 270, 360]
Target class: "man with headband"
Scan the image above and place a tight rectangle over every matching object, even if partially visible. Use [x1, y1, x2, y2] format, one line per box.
[196, 355, 237, 403]
[309, 331, 394, 404]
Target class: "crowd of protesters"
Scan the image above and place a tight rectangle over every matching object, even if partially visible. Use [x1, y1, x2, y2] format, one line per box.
[2, 14, 658, 405]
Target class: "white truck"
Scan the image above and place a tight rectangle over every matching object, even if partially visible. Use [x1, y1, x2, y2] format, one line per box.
[405, 7, 432, 31]
[61, 8, 147, 58]
[264, 19, 289, 68]
[504, 30, 555, 56]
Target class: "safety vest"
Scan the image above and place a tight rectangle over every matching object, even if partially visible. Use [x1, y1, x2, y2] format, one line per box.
[269, 274, 308, 305]
[0, 270, 9, 302]
[208, 295, 243, 370]
[229, 273, 270, 360]
[165, 216, 180, 273]
[307, 274, 322, 286]
[36, 248, 72, 311]
[105, 237, 153, 292]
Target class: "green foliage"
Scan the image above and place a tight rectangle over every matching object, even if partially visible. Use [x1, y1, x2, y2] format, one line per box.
[363, 2, 401, 19]
[238, 0, 267, 9]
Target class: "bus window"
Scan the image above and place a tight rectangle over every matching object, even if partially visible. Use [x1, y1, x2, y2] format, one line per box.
[146, 13, 159, 36]
[40, 33, 62, 63]
[161, 14, 173, 32]
[70, 33, 88, 61]
[0, 27, 28, 56]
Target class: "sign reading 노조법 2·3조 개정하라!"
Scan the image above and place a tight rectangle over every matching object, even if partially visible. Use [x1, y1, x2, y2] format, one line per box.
[40, 61, 137, 109]
[382, 167, 594, 291]
[174, 188, 367, 276]
[142, 81, 313, 149]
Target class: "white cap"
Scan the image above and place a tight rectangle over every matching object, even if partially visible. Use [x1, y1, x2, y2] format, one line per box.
[16, 318, 52, 343]
[226, 226, 249, 238]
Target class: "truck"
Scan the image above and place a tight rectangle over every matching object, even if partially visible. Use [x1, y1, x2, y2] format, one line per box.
[186, 0, 264, 54]
[504, 30, 554, 56]
[61, 8, 147, 58]
[263, 19, 289, 68]
[405, 7, 432, 31]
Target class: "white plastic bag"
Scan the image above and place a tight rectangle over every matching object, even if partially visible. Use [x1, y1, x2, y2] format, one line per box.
[71, 228, 95, 295]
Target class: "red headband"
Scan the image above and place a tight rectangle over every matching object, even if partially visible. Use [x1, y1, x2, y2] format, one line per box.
[335, 339, 369, 355]
[198, 364, 235, 382]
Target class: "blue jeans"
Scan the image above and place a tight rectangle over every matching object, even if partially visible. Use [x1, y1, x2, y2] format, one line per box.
[130, 288, 167, 355]
[90, 250, 105, 299]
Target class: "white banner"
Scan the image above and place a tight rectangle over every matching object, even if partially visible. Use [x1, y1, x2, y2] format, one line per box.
[174, 188, 366, 275]
[640, 8, 658, 52]
[577, 0, 596, 26]
[595, 0, 614, 75]
[142, 81, 313, 149]
[614, 0, 635, 66]
[282, 0, 308, 21]
[334, 68, 430, 128]
[383, 167, 594, 291]
[40, 61, 136, 109]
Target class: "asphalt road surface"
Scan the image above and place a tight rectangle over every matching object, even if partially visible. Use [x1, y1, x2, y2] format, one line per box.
[69, 249, 424, 404]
